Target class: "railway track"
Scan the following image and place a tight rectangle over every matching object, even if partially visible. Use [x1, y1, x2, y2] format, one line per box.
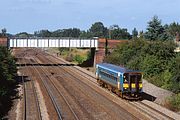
[17, 53, 42, 120]
[16, 48, 176, 120]
[70, 68, 175, 120]
[16, 48, 60, 120]
[128, 101, 174, 120]
[29, 56, 79, 120]
[67, 66, 175, 120]
[34, 49, 142, 120]
[30, 65, 63, 120]
[39, 48, 176, 120]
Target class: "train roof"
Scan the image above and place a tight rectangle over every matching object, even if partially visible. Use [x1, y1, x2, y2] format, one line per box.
[97, 63, 141, 73]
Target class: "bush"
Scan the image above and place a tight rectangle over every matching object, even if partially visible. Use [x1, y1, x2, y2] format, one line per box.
[105, 39, 179, 90]
[165, 94, 180, 112]
[65, 54, 74, 62]
[73, 55, 87, 64]
[0, 46, 17, 118]
[140, 55, 163, 77]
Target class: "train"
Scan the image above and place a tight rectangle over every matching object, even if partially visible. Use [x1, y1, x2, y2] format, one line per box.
[96, 63, 143, 99]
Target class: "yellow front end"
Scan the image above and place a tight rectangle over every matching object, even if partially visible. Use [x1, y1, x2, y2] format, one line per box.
[123, 83, 129, 89]
[139, 83, 143, 88]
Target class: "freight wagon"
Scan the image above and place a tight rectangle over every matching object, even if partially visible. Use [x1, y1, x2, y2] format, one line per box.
[96, 63, 143, 99]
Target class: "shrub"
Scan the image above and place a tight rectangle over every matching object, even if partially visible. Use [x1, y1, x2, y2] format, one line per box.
[65, 54, 74, 62]
[0, 47, 17, 118]
[105, 39, 178, 90]
[73, 55, 86, 64]
[165, 94, 180, 112]
[140, 55, 162, 77]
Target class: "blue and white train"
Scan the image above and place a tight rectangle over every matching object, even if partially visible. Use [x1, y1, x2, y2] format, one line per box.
[96, 63, 143, 99]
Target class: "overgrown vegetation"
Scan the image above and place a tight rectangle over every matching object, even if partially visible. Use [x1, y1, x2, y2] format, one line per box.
[105, 39, 179, 88]
[105, 16, 180, 111]
[165, 94, 180, 112]
[0, 46, 17, 118]
[58, 48, 90, 64]
[105, 39, 180, 110]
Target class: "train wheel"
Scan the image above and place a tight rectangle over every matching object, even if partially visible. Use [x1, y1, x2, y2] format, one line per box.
[107, 85, 112, 92]
[119, 92, 123, 98]
[116, 90, 121, 97]
[104, 84, 108, 88]
[112, 88, 116, 93]
[116, 92, 120, 96]
[100, 81, 104, 87]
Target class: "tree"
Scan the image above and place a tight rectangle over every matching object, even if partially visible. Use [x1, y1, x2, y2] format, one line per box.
[70, 28, 81, 37]
[132, 28, 138, 39]
[109, 25, 131, 40]
[51, 29, 63, 37]
[15, 32, 32, 38]
[145, 16, 167, 41]
[139, 30, 144, 39]
[89, 22, 108, 38]
[0, 28, 7, 37]
[79, 30, 93, 38]
[168, 22, 180, 37]
[34, 30, 52, 37]
[0, 46, 17, 118]
[105, 39, 177, 87]
[49, 28, 81, 38]
[62, 28, 81, 38]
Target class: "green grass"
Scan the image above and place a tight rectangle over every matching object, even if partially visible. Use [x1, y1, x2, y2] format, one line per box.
[165, 94, 180, 112]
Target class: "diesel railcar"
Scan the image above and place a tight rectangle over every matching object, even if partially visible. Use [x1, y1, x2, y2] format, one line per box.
[96, 63, 143, 99]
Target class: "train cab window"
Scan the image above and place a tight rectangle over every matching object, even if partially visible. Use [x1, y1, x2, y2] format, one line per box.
[137, 74, 142, 82]
[130, 74, 142, 83]
[130, 75, 136, 83]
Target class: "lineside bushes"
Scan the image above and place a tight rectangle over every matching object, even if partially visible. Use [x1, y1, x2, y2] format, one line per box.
[0, 46, 17, 118]
[58, 48, 90, 64]
[104, 39, 180, 111]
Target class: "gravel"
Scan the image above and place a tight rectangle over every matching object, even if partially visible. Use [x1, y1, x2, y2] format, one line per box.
[142, 100, 180, 119]
[74, 66, 180, 117]
[46, 49, 180, 117]
[142, 80, 173, 104]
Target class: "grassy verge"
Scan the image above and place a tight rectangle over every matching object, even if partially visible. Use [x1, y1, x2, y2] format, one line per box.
[164, 94, 180, 112]
[58, 48, 90, 64]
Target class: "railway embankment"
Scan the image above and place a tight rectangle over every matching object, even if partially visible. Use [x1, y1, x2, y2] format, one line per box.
[9, 48, 179, 119]
[47, 48, 180, 116]
[47, 48, 175, 103]
[75, 65, 180, 118]
[143, 80, 173, 104]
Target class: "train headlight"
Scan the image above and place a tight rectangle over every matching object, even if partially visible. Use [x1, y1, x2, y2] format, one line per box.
[131, 83, 135, 88]
[123, 84, 129, 88]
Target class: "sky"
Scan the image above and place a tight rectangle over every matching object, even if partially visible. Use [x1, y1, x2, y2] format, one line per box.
[0, 0, 180, 34]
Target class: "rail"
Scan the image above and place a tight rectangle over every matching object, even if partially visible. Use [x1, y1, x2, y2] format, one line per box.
[42, 48, 176, 120]
[30, 60, 63, 120]
[17, 51, 42, 120]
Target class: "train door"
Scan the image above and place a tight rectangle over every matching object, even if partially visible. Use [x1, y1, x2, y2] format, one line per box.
[129, 74, 139, 92]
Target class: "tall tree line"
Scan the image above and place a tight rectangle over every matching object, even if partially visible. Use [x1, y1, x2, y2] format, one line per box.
[15, 22, 132, 39]
[3, 16, 180, 41]
[0, 46, 17, 118]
